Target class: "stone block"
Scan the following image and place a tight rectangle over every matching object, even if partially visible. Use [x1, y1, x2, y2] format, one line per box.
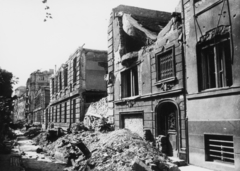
[131, 157, 152, 171]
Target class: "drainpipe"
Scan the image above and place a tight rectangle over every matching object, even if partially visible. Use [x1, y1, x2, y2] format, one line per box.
[181, 0, 189, 164]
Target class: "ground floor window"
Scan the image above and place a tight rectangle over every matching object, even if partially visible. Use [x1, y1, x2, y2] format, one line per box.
[64, 102, 67, 123]
[205, 134, 234, 164]
[55, 106, 57, 122]
[59, 104, 62, 122]
[72, 99, 76, 123]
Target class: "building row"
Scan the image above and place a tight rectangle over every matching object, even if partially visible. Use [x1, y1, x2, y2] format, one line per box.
[45, 48, 107, 130]
[25, 70, 53, 124]
[106, 1, 239, 171]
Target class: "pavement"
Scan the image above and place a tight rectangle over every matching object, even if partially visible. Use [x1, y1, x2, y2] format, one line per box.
[179, 165, 214, 171]
[0, 130, 66, 171]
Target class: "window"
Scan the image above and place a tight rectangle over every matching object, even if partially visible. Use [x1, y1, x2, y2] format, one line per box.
[205, 134, 234, 164]
[197, 32, 232, 90]
[64, 67, 68, 87]
[55, 106, 57, 122]
[64, 102, 67, 123]
[72, 99, 76, 123]
[121, 66, 139, 98]
[52, 107, 54, 122]
[51, 79, 55, 94]
[59, 104, 62, 122]
[55, 76, 58, 93]
[59, 72, 62, 91]
[156, 48, 175, 82]
[48, 109, 50, 122]
[73, 58, 77, 83]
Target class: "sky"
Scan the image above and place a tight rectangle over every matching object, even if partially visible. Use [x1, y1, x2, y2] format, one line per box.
[0, 0, 180, 90]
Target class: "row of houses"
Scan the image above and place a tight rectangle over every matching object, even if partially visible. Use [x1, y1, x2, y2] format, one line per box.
[106, 1, 239, 171]
[13, 1, 240, 171]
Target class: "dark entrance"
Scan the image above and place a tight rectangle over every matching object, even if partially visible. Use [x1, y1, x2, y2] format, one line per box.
[156, 102, 178, 157]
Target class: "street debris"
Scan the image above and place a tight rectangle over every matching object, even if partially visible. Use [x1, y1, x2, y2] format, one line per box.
[33, 128, 179, 171]
[24, 126, 41, 138]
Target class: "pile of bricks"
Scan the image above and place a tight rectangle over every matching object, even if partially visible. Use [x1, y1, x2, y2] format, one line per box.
[34, 129, 179, 171]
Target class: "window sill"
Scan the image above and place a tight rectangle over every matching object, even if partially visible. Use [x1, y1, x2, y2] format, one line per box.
[122, 95, 140, 101]
[155, 77, 176, 86]
[187, 86, 240, 100]
[115, 95, 140, 104]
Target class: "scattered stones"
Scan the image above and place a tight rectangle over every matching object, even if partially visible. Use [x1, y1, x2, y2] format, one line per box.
[33, 127, 179, 171]
[36, 147, 43, 153]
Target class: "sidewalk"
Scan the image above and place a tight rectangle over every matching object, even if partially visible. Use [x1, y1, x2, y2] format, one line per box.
[179, 165, 214, 171]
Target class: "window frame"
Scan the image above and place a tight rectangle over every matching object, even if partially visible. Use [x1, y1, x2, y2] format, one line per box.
[155, 46, 176, 84]
[197, 32, 233, 91]
[121, 64, 139, 99]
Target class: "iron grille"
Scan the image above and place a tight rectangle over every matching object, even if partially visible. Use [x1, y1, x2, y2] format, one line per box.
[156, 49, 174, 81]
[205, 134, 234, 164]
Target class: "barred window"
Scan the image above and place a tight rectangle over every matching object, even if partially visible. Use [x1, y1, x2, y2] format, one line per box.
[156, 48, 175, 82]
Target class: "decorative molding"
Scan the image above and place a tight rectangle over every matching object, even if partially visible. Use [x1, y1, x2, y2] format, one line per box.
[126, 100, 136, 108]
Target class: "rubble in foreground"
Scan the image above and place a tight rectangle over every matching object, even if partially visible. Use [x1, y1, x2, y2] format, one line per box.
[34, 129, 179, 171]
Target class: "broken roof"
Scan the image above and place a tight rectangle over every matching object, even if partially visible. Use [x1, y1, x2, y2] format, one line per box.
[113, 5, 172, 33]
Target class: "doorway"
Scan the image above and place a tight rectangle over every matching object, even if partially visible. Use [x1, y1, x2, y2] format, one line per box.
[156, 101, 179, 157]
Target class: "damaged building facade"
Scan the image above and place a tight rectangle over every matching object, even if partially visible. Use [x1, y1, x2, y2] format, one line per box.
[46, 47, 107, 130]
[25, 70, 53, 124]
[107, 5, 187, 160]
[13, 86, 26, 122]
[32, 86, 50, 125]
[109, 1, 240, 170]
[182, 0, 240, 170]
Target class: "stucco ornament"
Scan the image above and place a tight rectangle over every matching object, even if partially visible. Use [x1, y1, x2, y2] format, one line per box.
[159, 82, 174, 91]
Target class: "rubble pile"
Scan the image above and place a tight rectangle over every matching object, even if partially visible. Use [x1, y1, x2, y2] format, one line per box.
[24, 126, 41, 138]
[33, 131, 48, 145]
[34, 129, 179, 171]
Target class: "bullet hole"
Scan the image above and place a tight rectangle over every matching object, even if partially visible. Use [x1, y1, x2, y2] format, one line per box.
[203, 26, 205, 29]
[233, 14, 236, 18]
[223, 11, 227, 14]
